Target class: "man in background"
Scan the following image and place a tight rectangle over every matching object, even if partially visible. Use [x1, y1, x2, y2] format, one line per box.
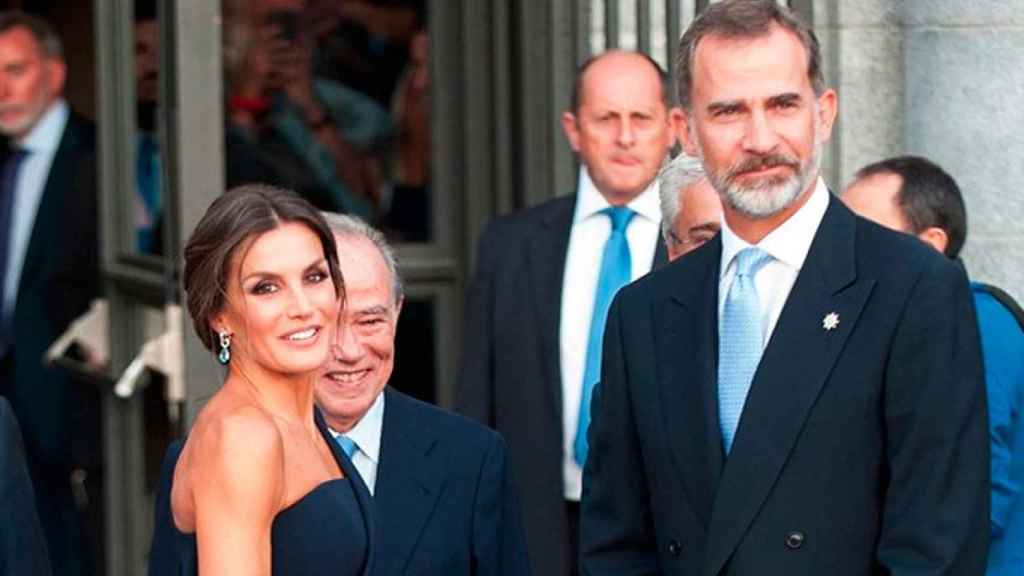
[457, 50, 677, 574]
[657, 153, 722, 261]
[316, 213, 530, 575]
[843, 155, 1024, 575]
[0, 11, 102, 576]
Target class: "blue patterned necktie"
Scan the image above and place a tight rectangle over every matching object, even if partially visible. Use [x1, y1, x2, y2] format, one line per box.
[718, 247, 773, 455]
[335, 434, 358, 459]
[574, 206, 636, 466]
[0, 148, 29, 358]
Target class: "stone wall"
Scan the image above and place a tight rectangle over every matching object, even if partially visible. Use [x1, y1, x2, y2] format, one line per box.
[816, 0, 1024, 300]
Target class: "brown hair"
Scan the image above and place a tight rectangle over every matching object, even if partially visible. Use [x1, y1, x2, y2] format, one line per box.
[183, 184, 343, 352]
[675, 0, 823, 111]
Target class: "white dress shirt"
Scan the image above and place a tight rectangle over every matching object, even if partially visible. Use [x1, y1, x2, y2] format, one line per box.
[559, 165, 662, 501]
[2, 100, 68, 319]
[718, 178, 830, 347]
[329, 391, 384, 495]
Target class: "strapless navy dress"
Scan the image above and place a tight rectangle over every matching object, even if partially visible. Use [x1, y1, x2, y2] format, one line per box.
[147, 408, 375, 575]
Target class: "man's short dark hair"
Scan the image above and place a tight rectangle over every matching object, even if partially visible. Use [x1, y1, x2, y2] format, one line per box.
[675, 0, 823, 111]
[569, 50, 670, 113]
[0, 11, 63, 60]
[855, 156, 968, 260]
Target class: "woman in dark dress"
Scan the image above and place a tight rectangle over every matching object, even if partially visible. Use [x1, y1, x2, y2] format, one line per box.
[148, 185, 373, 575]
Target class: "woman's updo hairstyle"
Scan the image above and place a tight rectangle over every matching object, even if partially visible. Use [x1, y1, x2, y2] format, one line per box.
[183, 184, 343, 352]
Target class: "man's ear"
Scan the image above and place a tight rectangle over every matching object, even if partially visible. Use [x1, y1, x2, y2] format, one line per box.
[815, 88, 838, 145]
[394, 297, 404, 323]
[677, 110, 700, 157]
[561, 111, 581, 153]
[667, 106, 684, 149]
[917, 227, 949, 256]
[45, 58, 67, 97]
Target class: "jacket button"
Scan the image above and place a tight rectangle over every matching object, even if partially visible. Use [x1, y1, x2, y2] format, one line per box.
[785, 531, 805, 550]
[667, 539, 683, 556]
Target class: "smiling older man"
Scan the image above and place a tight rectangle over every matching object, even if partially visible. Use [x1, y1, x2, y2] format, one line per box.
[315, 213, 530, 576]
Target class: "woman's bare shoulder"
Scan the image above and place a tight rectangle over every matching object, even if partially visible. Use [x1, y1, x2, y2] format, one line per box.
[173, 389, 286, 530]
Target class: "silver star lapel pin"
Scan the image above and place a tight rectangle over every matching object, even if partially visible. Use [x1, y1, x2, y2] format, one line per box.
[822, 312, 840, 331]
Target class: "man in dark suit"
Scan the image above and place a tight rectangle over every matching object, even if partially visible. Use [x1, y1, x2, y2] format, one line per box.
[315, 213, 531, 575]
[580, 2, 989, 575]
[0, 12, 102, 576]
[843, 156, 1024, 575]
[0, 397, 51, 575]
[457, 50, 677, 575]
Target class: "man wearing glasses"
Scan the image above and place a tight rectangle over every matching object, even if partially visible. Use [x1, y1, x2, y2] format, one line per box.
[658, 153, 722, 260]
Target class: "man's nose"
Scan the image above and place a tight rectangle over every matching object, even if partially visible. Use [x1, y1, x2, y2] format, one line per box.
[616, 117, 637, 148]
[331, 321, 363, 362]
[741, 109, 781, 154]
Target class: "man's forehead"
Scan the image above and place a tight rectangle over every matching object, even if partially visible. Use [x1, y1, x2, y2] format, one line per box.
[0, 28, 40, 57]
[691, 26, 811, 101]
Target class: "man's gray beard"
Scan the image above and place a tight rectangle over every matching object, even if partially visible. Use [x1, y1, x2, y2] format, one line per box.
[697, 136, 822, 220]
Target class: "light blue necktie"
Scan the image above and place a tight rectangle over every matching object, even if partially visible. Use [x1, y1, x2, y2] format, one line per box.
[335, 434, 358, 459]
[574, 206, 636, 466]
[718, 247, 773, 455]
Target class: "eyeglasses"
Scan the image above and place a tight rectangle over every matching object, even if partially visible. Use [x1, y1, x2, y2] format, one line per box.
[667, 228, 718, 249]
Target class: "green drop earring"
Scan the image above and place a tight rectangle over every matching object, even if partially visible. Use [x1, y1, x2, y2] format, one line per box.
[218, 331, 232, 365]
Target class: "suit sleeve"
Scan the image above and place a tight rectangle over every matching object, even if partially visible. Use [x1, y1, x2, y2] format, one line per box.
[456, 222, 499, 425]
[876, 260, 989, 574]
[0, 399, 52, 576]
[579, 294, 660, 575]
[471, 432, 532, 576]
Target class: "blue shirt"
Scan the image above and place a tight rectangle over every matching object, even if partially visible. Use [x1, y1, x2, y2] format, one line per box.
[2, 99, 68, 318]
[973, 283, 1024, 574]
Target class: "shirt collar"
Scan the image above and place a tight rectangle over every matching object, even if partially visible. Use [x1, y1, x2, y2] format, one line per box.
[18, 99, 68, 153]
[572, 164, 662, 225]
[329, 391, 384, 465]
[720, 177, 830, 277]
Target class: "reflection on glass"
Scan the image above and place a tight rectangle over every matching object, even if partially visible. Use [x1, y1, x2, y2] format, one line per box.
[133, 1, 164, 256]
[221, 0, 431, 243]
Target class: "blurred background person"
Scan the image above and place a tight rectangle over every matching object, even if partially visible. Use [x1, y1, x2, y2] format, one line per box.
[148, 186, 373, 575]
[133, 0, 163, 255]
[843, 155, 1024, 576]
[457, 50, 677, 575]
[657, 153, 722, 261]
[222, 0, 391, 221]
[0, 11, 102, 576]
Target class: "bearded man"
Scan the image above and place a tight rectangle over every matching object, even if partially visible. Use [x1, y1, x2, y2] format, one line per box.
[578, 1, 990, 574]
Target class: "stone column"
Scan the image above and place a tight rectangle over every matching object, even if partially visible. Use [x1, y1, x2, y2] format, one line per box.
[901, 1, 1024, 300]
[812, 0, 904, 189]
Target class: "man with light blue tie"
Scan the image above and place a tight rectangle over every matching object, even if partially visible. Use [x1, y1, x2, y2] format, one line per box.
[315, 214, 530, 575]
[580, 1, 989, 574]
[458, 50, 677, 575]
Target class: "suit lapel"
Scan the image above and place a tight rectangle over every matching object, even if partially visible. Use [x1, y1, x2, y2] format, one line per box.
[525, 196, 575, 416]
[703, 198, 875, 576]
[17, 117, 76, 298]
[374, 389, 445, 573]
[655, 238, 723, 526]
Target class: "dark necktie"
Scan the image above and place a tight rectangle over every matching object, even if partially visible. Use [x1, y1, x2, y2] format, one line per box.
[0, 148, 29, 358]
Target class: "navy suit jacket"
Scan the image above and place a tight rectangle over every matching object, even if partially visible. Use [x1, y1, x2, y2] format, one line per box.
[580, 196, 990, 575]
[0, 397, 50, 575]
[0, 113, 100, 471]
[457, 195, 666, 575]
[373, 387, 531, 575]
